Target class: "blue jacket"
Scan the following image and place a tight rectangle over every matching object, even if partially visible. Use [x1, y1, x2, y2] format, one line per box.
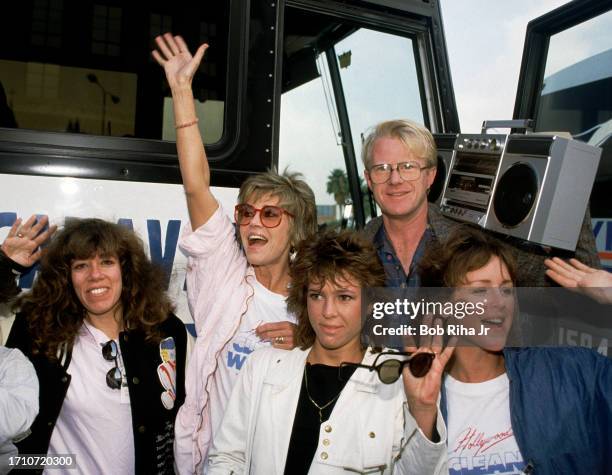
[441, 347, 612, 475]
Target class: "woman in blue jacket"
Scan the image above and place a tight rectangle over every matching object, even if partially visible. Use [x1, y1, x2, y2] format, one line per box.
[419, 225, 612, 475]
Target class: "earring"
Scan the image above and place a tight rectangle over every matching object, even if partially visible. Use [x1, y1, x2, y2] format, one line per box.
[289, 247, 297, 263]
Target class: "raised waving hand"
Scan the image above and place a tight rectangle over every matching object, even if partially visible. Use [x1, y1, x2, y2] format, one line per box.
[152, 34, 208, 89]
[545, 257, 612, 304]
[1, 215, 56, 268]
[152, 33, 217, 229]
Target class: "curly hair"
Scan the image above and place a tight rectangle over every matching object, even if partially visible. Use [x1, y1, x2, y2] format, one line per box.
[15, 218, 174, 360]
[287, 230, 385, 349]
[419, 224, 518, 287]
[238, 169, 317, 250]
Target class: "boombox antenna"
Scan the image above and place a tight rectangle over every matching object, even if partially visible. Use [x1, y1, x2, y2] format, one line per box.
[481, 119, 534, 134]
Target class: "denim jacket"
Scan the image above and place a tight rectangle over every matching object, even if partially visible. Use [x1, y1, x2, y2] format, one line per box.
[441, 347, 612, 474]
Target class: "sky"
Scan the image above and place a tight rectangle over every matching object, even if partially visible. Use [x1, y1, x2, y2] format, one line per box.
[277, 0, 611, 208]
[441, 0, 568, 132]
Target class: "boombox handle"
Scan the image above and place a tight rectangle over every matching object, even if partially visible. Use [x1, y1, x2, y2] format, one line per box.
[481, 119, 534, 134]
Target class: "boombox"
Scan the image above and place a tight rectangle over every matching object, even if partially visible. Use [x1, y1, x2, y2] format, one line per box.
[439, 133, 602, 251]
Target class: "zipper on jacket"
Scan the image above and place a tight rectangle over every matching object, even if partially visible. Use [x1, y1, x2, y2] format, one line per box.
[523, 460, 534, 474]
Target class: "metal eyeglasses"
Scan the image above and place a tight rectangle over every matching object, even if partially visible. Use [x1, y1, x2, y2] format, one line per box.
[367, 162, 432, 184]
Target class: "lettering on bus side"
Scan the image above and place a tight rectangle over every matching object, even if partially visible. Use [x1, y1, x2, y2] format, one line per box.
[593, 219, 612, 271]
[0, 213, 183, 291]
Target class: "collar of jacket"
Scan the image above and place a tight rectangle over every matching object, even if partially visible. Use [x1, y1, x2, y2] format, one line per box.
[361, 203, 458, 243]
[263, 347, 388, 394]
[255, 347, 399, 472]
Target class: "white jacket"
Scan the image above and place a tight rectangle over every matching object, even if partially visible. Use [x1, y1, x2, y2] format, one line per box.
[0, 346, 39, 475]
[174, 205, 254, 474]
[208, 347, 447, 475]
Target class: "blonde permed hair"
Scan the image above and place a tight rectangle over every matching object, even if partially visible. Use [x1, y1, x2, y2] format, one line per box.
[238, 169, 317, 249]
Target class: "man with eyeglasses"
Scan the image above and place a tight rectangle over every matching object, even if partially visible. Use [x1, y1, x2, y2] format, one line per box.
[361, 120, 438, 289]
[361, 119, 601, 288]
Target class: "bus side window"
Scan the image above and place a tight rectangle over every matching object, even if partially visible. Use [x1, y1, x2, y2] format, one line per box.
[534, 9, 612, 221]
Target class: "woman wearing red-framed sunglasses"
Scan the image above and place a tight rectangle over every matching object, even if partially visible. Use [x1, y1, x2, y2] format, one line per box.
[153, 33, 317, 473]
[233, 203, 294, 228]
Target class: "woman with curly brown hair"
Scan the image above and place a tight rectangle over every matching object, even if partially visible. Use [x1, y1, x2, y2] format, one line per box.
[6, 218, 187, 474]
[208, 230, 450, 474]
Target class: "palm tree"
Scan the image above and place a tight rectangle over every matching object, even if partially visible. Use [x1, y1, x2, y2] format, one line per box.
[326, 169, 349, 218]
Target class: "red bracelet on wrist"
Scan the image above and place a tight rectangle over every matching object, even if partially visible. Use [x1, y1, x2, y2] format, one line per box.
[175, 118, 199, 129]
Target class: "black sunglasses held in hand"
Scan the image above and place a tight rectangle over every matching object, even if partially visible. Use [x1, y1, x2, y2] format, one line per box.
[234, 204, 294, 228]
[102, 340, 122, 390]
[340, 351, 435, 384]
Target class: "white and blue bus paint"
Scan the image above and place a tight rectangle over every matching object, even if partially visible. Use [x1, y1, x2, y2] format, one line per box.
[594, 219, 612, 272]
[0, 175, 239, 337]
[2, 174, 611, 339]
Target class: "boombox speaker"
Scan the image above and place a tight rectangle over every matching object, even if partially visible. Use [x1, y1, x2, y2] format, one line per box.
[483, 135, 601, 250]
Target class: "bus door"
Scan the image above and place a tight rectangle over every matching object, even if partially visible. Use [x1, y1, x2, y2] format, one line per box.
[276, 0, 459, 229]
[513, 0, 612, 270]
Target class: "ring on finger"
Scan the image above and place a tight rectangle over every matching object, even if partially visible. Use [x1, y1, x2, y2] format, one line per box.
[274, 336, 284, 344]
[17, 232, 24, 238]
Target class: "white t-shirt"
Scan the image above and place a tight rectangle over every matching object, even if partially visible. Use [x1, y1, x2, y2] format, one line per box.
[445, 373, 525, 475]
[45, 322, 134, 475]
[209, 277, 294, 437]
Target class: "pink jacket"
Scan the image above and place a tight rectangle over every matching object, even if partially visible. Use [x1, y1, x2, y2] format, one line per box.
[174, 205, 256, 475]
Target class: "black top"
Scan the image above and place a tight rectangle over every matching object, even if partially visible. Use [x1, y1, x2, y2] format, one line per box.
[283, 363, 356, 475]
[0, 249, 27, 303]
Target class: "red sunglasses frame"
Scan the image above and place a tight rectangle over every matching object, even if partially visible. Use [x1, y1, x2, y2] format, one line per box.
[234, 204, 294, 228]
